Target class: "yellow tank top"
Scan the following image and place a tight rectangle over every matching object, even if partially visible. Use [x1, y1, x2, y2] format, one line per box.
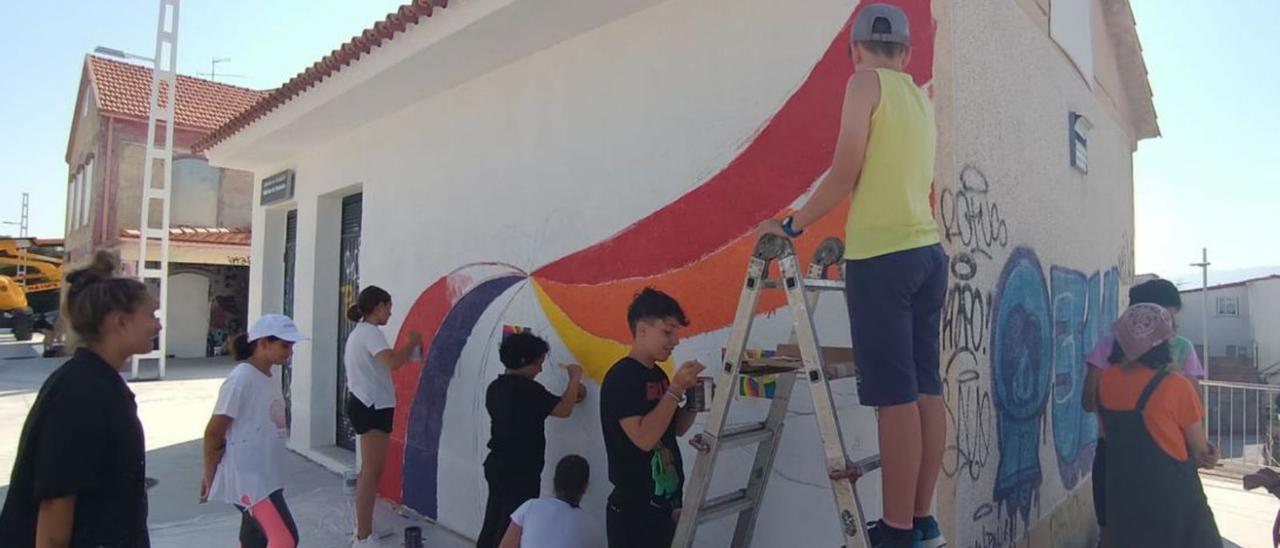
[844, 68, 939, 260]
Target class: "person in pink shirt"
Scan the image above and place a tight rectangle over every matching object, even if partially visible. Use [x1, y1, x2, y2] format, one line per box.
[1082, 278, 1205, 547]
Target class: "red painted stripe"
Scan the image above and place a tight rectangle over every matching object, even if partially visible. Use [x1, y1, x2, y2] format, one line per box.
[536, 1, 933, 284]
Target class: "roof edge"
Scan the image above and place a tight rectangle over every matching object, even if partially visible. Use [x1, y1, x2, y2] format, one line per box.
[1101, 0, 1159, 141]
[194, 0, 451, 153]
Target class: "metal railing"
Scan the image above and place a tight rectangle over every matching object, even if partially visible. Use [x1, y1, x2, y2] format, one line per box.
[1203, 380, 1280, 472]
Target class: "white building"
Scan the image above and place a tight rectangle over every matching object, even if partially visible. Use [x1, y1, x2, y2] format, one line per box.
[1181, 275, 1280, 382]
[202, 0, 1157, 545]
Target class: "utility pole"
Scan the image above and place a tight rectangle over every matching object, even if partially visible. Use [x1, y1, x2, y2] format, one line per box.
[1187, 248, 1208, 381]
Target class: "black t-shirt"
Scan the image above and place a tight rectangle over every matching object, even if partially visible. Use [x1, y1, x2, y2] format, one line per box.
[600, 357, 684, 508]
[0, 348, 149, 547]
[484, 374, 560, 475]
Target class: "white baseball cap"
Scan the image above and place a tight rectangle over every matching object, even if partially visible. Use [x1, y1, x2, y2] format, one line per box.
[248, 314, 308, 343]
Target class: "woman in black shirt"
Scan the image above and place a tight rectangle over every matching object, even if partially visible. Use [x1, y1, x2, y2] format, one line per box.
[0, 251, 160, 547]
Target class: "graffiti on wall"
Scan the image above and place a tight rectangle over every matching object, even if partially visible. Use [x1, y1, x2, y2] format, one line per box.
[1049, 267, 1117, 491]
[937, 162, 1123, 545]
[990, 247, 1054, 535]
[950, 246, 1121, 543]
[939, 165, 1007, 356]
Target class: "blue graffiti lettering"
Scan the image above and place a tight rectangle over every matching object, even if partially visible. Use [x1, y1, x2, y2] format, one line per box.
[990, 247, 1052, 532]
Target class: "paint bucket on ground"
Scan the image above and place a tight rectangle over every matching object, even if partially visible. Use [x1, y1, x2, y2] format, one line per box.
[342, 470, 358, 494]
[404, 526, 423, 548]
[687, 377, 714, 412]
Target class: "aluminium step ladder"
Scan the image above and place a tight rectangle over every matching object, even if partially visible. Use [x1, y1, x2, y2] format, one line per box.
[672, 234, 880, 548]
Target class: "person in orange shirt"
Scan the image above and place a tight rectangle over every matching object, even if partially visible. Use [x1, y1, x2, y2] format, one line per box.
[1097, 303, 1220, 547]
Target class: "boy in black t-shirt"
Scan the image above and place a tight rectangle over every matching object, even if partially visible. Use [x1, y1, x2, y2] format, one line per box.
[601, 288, 706, 548]
[476, 332, 585, 548]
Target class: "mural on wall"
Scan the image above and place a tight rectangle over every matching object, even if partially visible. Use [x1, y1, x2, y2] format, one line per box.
[939, 164, 1124, 546]
[990, 247, 1053, 536]
[347, 1, 1127, 545]
[383, 0, 938, 520]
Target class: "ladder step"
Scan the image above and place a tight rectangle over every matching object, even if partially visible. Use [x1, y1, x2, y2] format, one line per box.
[144, 188, 168, 200]
[143, 228, 168, 240]
[740, 356, 858, 380]
[719, 422, 773, 450]
[141, 268, 165, 279]
[761, 278, 845, 291]
[697, 489, 753, 524]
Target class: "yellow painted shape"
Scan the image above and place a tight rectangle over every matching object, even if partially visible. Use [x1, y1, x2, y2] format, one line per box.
[532, 280, 673, 381]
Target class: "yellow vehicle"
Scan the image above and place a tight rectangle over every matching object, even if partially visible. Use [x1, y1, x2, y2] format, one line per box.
[0, 238, 64, 341]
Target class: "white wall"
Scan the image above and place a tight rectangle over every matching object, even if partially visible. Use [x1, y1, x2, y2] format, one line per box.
[1180, 284, 1254, 360]
[944, 0, 1136, 544]
[167, 272, 211, 358]
[171, 158, 221, 227]
[227, 0, 1145, 544]
[250, 0, 869, 543]
[1250, 279, 1280, 374]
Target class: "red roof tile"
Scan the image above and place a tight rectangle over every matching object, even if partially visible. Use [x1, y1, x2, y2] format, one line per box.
[88, 55, 269, 132]
[193, 0, 449, 152]
[119, 227, 251, 246]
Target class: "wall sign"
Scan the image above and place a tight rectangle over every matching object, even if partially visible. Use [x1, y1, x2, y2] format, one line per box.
[260, 170, 295, 205]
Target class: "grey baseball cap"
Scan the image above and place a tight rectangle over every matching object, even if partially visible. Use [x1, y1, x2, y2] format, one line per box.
[851, 4, 911, 45]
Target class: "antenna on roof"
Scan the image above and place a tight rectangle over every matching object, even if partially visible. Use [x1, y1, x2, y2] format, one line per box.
[198, 57, 247, 82]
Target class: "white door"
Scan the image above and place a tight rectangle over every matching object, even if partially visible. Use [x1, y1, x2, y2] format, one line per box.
[167, 273, 211, 358]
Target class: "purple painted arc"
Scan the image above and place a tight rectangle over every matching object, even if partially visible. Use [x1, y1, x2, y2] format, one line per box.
[402, 274, 526, 518]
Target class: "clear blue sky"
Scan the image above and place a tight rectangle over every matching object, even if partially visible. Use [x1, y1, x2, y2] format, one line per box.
[1, 1, 1276, 278]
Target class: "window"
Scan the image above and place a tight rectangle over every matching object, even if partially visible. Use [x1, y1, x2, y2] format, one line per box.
[1226, 344, 1254, 359]
[1050, 0, 1094, 85]
[66, 176, 76, 234]
[81, 157, 94, 227]
[1216, 296, 1240, 316]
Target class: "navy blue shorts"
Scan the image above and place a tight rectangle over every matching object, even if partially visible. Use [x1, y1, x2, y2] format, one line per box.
[845, 244, 948, 407]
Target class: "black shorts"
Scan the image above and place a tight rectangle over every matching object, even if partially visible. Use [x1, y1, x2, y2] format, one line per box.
[345, 394, 394, 434]
[845, 244, 949, 407]
[606, 498, 677, 548]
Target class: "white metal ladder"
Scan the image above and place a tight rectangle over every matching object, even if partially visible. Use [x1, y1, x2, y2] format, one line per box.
[132, 0, 181, 380]
[672, 234, 880, 548]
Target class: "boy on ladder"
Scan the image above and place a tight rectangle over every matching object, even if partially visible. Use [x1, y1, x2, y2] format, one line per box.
[758, 4, 947, 547]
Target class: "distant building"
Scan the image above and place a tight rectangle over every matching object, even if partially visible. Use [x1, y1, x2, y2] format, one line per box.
[1180, 275, 1280, 383]
[63, 54, 266, 357]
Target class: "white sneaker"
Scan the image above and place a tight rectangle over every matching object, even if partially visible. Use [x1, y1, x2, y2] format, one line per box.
[351, 534, 381, 547]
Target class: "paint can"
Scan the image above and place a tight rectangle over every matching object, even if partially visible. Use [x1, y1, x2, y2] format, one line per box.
[687, 377, 714, 412]
[342, 470, 358, 494]
[404, 526, 423, 548]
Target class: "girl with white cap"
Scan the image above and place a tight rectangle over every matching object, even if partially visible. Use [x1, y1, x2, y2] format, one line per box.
[200, 314, 308, 548]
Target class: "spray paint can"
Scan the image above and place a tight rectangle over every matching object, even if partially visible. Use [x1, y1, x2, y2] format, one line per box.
[404, 526, 423, 548]
[409, 342, 423, 362]
[342, 470, 358, 494]
[687, 377, 713, 413]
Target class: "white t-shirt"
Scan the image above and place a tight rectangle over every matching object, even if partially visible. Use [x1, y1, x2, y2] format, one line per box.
[510, 498, 589, 548]
[209, 363, 288, 506]
[344, 322, 394, 409]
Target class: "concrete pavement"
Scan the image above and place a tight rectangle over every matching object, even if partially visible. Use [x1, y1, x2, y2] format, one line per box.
[0, 334, 470, 547]
[6, 333, 1279, 546]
